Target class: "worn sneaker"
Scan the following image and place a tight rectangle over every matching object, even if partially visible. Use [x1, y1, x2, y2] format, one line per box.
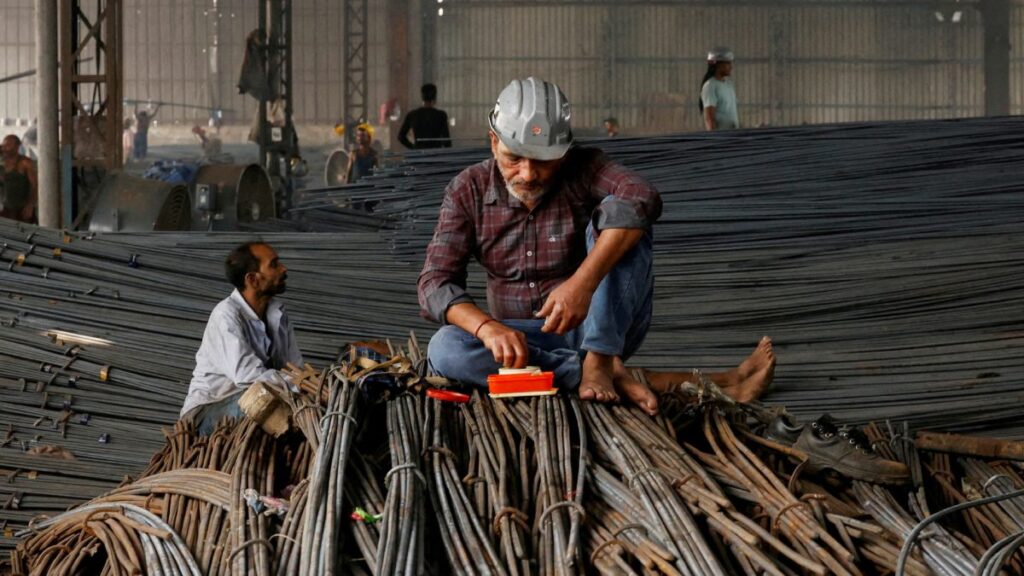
[793, 415, 910, 485]
[764, 413, 803, 445]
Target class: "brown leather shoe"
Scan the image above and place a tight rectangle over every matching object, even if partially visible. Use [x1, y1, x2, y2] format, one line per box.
[793, 415, 910, 485]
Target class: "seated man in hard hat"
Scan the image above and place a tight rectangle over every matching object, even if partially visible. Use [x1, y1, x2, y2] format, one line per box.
[418, 77, 774, 415]
[181, 242, 303, 434]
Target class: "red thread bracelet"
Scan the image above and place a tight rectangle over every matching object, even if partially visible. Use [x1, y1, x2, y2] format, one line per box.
[474, 318, 495, 339]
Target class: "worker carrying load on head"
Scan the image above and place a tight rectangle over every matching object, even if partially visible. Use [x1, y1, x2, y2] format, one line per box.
[417, 77, 774, 416]
[181, 242, 304, 434]
[700, 47, 739, 131]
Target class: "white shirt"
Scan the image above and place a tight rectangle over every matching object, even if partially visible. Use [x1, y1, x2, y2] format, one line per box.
[701, 77, 739, 130]
[181, 289, 303, 417]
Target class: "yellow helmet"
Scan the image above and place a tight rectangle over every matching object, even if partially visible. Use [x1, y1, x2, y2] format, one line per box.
[334, 122, 375, 139]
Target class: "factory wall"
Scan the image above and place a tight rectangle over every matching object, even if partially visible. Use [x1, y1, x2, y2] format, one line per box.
[0, 1, 36, 125]
[1, 1, 1024, 137]
[436, 0, 1018, 138]
[0, 0, 391, 127]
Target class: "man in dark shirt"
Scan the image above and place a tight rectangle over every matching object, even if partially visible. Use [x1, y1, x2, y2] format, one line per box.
[133, 102, 161, 160]
[418, 78, 775, 415]
[0, 135, 38, 223]
[398, 84, 452, 149]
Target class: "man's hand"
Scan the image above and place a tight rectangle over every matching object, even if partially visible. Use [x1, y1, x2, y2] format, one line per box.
[477, 321, 529, 368]
[536, 277, 593, 335]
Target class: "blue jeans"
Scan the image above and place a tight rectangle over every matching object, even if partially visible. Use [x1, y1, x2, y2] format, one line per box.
[133, 131, 148, 159]
[427, 213, 653, 390]
[192, 391, 245, 436]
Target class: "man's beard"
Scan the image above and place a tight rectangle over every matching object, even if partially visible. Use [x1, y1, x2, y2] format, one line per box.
[506, 180, 548, 204]
[263, 275, 287, 296]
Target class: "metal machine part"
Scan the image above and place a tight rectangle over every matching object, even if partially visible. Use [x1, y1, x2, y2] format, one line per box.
[324, 149, 349, 187]
[191, 164, 276, 231]
[86, 174, 191, 233]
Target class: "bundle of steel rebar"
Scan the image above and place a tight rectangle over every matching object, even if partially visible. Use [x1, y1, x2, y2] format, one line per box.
[298, 367, 360, 575]
[374, 393, 426, 575]
[1, 116, 1021, 566]
[13, 371, 1024, 574]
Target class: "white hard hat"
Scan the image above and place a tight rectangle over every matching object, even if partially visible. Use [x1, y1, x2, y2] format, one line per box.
[707, 47, 735, 63]
[488, 77, 573, 161]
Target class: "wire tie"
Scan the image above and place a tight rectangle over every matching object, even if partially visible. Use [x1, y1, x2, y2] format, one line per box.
[771, 501, 811, 536]
[319, 410, 356, 429]
[625, 466, 667, 491]
[538, 500, 586, 533]
[384, 463, 427, 489]
[492, 507, 529, 535]
[983, 473, 1013, 493]
[612, 523, 648, 539]
[590, 538, 626, 564]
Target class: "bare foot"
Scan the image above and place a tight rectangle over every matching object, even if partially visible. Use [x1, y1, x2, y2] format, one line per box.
[641, 369, 694, 395]
[612, 358, 658, 416]
[729, 336, 775, 403]
[634, 336, 777, 404]
[579, 352, 619, 403]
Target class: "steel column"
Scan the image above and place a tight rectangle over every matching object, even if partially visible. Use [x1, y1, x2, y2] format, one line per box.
[36, 0, 60, 228]
[343, 0, 370, 147]
[980, 0, 1011, 116]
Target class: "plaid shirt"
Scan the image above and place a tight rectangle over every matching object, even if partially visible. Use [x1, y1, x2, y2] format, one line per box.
[418, 147, 662, 324]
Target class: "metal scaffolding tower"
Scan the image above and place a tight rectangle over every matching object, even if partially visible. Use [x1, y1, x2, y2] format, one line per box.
[56, 0, 124, 226]
[258, 0, 298, 214]
[59, 0, 123, 172]
[342, 0, 369, 146]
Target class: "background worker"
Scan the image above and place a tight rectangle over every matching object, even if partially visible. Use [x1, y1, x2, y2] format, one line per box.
[133, 101, 161, 160]
[700, 47, 739, 131]
[344, 123, 380, 184]
[603, 117, 619, 138]
[398, 83, 452, 149]
[0, 134, 38, 223]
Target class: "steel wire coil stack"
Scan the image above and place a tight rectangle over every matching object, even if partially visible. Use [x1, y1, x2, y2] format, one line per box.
[0, 117, 1022, 572]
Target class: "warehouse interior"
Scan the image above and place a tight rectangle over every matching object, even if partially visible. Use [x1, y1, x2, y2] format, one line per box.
[1, 1, 1023, 574]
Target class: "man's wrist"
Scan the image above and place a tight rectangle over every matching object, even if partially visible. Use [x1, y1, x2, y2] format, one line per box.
[473, 318, 496, 339]
[570, 269, 601, 294]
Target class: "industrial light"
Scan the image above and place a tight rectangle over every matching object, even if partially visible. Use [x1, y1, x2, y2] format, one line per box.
[438, 7, 444, 16]
[951, 10, 963, 22]
[934, 11, 944, 22]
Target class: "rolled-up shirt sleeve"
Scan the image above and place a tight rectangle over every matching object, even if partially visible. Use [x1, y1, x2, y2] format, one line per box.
[418, 182, 476, 324]
[591, 161, 663, 230]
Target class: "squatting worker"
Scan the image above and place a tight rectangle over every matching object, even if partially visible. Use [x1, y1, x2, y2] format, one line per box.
[181, 242, 303, 434]
[0, 135, 38, 223]
[700, 47, 739, 131]
[418, 77, 777, 416]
